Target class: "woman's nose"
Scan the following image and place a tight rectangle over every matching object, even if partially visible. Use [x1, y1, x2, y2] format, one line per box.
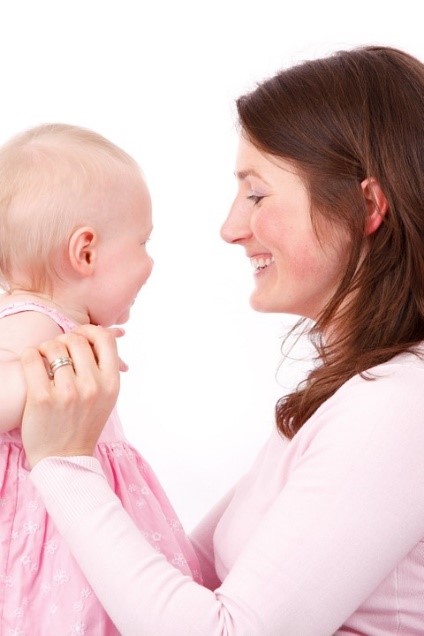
[220, 202, 251, 245]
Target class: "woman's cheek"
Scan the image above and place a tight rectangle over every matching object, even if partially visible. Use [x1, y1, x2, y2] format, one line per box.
[252, 208, 284, 244]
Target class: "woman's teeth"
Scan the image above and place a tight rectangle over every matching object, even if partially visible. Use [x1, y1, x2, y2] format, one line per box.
[251, 256, 274, 272]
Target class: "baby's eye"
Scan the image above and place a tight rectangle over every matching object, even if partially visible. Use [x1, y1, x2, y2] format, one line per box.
[247, 194, 264, 205]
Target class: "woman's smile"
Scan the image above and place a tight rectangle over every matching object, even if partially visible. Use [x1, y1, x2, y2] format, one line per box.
[221, 136, 349, 319]
[250, 254, 275, 274]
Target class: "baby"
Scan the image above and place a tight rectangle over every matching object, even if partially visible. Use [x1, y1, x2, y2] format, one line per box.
[0, 124, 201, 635]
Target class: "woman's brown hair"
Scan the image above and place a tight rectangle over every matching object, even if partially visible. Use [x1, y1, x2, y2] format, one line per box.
[236, 46, 424, 438]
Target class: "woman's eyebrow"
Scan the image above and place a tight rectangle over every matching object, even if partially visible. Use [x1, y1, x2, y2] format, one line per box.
[235, 169, 263, 181]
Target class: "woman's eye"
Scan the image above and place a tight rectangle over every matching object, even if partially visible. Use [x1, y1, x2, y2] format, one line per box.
[247, 194, 264, 205]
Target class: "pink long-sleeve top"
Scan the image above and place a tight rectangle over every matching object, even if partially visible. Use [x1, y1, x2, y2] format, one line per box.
[30, 347, 424, 635]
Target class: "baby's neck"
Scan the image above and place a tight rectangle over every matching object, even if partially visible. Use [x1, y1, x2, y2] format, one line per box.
[4, 289, 91, 327]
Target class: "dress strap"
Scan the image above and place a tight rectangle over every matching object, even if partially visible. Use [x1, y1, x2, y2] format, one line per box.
[0, 301, 76, 333]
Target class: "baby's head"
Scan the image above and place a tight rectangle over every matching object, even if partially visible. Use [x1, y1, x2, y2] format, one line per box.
[0, 123, 151, 303]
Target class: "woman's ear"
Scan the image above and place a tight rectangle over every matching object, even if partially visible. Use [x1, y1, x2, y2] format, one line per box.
[361, 177, 389, 236]
[68, 226, 97, 276]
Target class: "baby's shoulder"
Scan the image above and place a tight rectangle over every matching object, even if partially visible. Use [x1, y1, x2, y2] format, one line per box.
[0, 299, 63, 355]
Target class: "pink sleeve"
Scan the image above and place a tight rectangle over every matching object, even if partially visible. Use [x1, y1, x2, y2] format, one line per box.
[30, 364, 424, 635]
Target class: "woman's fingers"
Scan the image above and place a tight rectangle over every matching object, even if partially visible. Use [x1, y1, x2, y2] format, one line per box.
[21, 346, 53, 400]
[72, 325, 120, 372]
[39, 326, 123, 386]
[104, 327, 129, 372]
[20, 326, 122, 468]
[20, 346, 76, 467]
[69, 325, 127, 376]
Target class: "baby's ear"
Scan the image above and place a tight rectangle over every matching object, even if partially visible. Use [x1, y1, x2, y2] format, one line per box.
[68, 226, 97, 276]
[361, 177, 389, 236]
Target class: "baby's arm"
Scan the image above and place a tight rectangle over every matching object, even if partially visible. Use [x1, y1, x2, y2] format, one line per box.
[0, 311, 62, 432]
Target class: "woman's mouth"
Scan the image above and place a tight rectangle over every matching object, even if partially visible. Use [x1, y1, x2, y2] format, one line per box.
[250, 255, 275, 274]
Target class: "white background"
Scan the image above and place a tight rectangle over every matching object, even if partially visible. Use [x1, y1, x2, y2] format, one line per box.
[1, 1, 423, 529]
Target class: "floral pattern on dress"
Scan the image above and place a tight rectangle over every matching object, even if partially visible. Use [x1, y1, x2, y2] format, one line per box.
[0, 303, 201, 635]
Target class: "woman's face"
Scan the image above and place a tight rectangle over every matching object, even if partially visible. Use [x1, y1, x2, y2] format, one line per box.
[221, 136, 349, 320]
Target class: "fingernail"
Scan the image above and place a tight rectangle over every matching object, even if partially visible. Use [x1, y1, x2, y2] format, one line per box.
[109, 327, 125, 337]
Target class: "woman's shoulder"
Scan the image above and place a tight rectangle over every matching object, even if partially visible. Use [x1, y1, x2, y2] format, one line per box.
[378, 342, 424, 368]
[349, 343, 424, 389]
[285, 344, 424, 468]
[310, 344, 424, 432]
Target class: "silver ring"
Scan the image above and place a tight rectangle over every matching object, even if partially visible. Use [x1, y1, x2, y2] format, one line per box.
[49, 356, 74, 378]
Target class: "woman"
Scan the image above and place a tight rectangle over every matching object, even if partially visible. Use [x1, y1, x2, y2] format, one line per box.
[19, 46, 424, 634]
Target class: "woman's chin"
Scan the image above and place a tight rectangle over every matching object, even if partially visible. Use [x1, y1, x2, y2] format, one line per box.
[249, 291, 278, 313]
[249, 290, 304, 317]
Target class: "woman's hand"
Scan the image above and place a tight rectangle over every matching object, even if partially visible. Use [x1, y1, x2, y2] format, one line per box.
[21, 325, 122, 468]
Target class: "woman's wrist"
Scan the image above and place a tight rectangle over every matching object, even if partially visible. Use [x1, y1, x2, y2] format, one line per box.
[30, 455, 109, 531]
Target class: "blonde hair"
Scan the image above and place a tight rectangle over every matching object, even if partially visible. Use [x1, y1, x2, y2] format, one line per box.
[0, 123, 140, 292]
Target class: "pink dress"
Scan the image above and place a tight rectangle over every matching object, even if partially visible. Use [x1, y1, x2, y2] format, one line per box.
[0, 302, 201, 636]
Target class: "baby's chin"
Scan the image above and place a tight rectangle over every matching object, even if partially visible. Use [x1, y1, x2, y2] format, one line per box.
[109, 313, 131, 327]
[94, 312, 131, 329]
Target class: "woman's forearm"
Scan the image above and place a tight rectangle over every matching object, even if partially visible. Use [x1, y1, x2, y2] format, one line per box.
[30, 457, 240, 636]
[31, 390, 424, 636]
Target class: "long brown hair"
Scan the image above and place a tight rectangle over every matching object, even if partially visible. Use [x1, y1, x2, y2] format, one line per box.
[236, 46, 424, 438]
